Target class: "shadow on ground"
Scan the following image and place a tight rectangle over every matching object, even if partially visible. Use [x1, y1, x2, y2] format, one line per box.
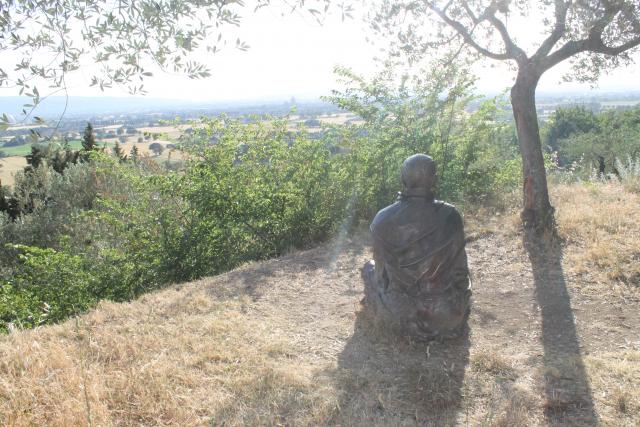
[202, 238, 367, 303]
[329, 307, 470, 426]
[524, 232, 598, 426]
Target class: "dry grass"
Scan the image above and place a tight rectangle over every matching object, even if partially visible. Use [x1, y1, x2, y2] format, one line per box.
[583, 351, 640, 425]
[0, 292, 339, 426]
[135, 124, 194, 140]
[0, 156, 27, 187]
[1, 181, 639, 426]
[552, 182, 640, 294]
[471, 350, 517, 379]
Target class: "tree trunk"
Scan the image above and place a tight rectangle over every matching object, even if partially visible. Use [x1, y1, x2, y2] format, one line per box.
[510, 68, 554, 234]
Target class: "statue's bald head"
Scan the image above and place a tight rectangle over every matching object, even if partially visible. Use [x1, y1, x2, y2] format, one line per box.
[401, 154, 436, 190]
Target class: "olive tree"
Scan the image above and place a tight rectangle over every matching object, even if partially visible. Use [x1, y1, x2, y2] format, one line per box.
[370, 0, 640, 233]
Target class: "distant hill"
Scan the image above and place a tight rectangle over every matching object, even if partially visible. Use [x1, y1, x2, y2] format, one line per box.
[2, 90, 639, 123]
[0, 96, 237, 120]
[0, 96, 337, 121]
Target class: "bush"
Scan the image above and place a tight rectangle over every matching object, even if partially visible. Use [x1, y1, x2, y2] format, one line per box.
[0, 160, 100, 260]
[327, 64, 521, 212]
[97, 117, 353, 283]
[0, 245, 98, 331]
[545, 107, 640, 175]
[615, 156, 640, 193]
[149, 142, 164, 155]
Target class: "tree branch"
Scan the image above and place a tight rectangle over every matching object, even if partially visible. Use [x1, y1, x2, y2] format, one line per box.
[539, 2, 640, 72]
[589, 35, 640, 55]
[619, 2, 640, 33]
[427, 3, 511, 60]
[540, 39, 589, 71]
[461, 2, 480, 24]
[533, 0, 570, 59]
[483, 8, 527, 61]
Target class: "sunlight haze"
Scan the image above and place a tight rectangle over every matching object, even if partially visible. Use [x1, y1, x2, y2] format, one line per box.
[4, 4, 640, 102]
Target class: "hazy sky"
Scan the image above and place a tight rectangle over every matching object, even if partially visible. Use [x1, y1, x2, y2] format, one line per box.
[3, 4, 640, 101]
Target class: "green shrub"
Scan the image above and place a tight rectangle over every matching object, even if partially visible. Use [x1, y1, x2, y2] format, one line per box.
[544, 106, 640, 176]
[104, 117, 354, 282]
[327, 65, 521, 211]
[615, 156, 640, 193]
[1, 245, 98, 332]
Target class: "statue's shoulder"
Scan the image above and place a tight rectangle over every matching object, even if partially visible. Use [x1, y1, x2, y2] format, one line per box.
[370, 201, 404, 233]
[434, 200, 459, 213]
[434, 200, 463, 225]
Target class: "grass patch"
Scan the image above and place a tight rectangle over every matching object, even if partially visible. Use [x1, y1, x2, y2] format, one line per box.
[471, 351, 517, 379]
[0, 140, 116, 156]
[553, 182, 640, 291]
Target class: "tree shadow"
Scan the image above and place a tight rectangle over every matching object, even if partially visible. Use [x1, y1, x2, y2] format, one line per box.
[524, 232, 598, 425]
[330, 307, 470, 426]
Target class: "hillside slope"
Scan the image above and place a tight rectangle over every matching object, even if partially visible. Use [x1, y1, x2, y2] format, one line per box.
[1, 183, 639, 426]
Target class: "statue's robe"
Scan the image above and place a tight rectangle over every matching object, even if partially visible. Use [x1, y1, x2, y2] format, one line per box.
[364, 195, 471, 340]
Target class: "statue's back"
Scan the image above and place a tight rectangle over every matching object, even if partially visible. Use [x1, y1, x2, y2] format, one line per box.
[362, 154, 471, 340]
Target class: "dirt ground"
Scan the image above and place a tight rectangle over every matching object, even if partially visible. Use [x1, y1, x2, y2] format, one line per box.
[0, 183, 639, 426]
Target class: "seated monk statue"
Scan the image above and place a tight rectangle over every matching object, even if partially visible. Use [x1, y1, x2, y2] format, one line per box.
[362, 154, 471, 340]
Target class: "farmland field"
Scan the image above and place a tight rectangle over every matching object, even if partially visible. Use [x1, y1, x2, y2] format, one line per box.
[0, 156, 27, 187]
[0, 138, 179, 188]
[0, 140, 86, 157]
[136, 124, 194, 139]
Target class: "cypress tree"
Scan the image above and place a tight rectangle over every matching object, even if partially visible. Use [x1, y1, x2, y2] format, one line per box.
[130, 145, 139, 164]
[113, 140, 126, 161]
[81, 122, 97, 152]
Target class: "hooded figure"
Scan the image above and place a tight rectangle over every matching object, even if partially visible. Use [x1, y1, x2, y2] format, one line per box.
[362, 154, 471, 340]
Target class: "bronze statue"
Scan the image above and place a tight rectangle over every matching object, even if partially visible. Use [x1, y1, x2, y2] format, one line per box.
[362, 154, 471, 340]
